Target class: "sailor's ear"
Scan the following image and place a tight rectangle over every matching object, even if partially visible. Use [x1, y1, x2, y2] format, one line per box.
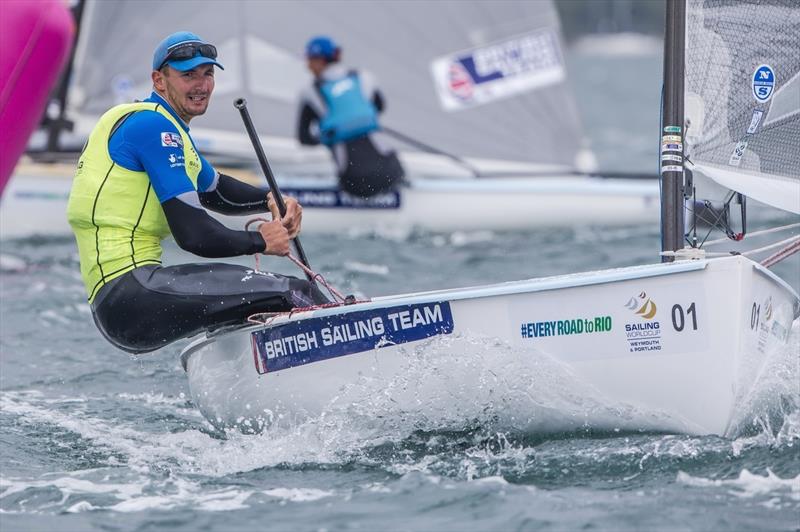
[152, 68, 166, 91]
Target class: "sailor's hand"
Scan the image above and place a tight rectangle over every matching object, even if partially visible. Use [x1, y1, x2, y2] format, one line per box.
[258, 219, 290, 256]
[267, 192, 303, 238]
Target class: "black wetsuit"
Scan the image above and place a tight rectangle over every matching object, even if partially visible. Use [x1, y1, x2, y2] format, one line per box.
[91, 173, 327, 354]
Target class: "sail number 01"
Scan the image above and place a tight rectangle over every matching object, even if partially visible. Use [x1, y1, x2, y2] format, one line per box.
[671, 303, 697, 332]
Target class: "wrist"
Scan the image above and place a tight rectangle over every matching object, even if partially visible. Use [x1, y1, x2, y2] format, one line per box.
[250, 230, 267, 254]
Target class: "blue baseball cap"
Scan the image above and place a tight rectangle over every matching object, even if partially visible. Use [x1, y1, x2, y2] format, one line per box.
[305, 36, 339, 60]
[152, 31, 224, 71]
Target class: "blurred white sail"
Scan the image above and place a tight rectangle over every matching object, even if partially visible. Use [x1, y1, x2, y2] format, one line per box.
[68, 0, 586, 169]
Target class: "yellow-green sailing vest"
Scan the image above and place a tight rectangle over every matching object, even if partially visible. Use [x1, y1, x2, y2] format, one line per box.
[67, 102, 201, 302]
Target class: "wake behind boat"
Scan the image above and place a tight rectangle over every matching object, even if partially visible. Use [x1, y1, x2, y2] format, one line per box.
[181, 0, 800, 436]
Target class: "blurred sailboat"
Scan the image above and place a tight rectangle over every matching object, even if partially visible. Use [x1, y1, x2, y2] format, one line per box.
[1, 0, 659, 239]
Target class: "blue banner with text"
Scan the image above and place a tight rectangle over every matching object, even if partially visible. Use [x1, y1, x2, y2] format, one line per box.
[252, 302, 454, 373]
[281, 188, 401, 209]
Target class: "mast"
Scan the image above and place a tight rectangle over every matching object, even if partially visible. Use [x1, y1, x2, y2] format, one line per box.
[660, 0, 686, 261]
[45, 0, 85, 153]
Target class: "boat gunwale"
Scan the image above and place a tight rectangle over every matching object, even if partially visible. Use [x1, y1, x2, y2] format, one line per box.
[180, 258, 714, 370]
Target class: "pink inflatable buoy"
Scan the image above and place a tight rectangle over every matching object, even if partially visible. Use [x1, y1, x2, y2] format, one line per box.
[0, 0, 74, 195]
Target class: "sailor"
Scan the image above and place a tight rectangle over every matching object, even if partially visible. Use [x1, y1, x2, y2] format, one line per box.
[67, 31, 327, 354]
[297, 35, 405, 198]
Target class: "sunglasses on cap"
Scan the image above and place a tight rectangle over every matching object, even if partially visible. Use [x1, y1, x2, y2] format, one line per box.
[158, 42, 218, 70]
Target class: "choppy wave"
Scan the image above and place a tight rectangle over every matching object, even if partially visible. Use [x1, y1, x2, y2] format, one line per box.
[2, 382, 798, 518]
[2, 219, 798, 529]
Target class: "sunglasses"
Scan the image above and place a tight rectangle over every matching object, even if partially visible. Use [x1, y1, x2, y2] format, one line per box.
[159, 42, 218, 70]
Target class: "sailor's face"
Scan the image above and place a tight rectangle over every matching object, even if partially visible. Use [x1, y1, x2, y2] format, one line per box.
[153, 64, 215, 123]
[307, 57, 327, 77]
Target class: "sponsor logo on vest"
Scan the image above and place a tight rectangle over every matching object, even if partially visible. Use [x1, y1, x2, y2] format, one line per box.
[331, 77, 355, 97]
[167, 153, 185, 168]
[161, 132, 183, 147]
[187, 146, 200, 172]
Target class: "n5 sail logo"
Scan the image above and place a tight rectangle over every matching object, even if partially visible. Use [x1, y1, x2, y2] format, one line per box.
[752, 65, 775, 102]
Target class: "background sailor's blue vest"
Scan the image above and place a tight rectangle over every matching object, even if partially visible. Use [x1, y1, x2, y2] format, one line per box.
[317, 73, 379, 145]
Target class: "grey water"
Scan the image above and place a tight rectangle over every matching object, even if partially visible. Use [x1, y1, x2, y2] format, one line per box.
[2, 50, 800, 531]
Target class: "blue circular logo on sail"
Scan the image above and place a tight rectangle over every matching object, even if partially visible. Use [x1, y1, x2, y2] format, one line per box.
[752, 65, 775, 102]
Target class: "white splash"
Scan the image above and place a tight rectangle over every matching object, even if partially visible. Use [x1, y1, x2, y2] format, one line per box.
[450, 231, 495, 247]
[0, 254, 27, 272]
[343, 261, 390, 276]
[262, 488, 333, 502]
[676, 469, 800, 501]
[727, 319, 800, 440]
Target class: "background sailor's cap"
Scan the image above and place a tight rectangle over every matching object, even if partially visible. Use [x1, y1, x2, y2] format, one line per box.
[305, 35, 339, 60]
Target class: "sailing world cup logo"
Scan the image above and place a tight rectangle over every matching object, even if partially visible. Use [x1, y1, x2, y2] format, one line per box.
[623, 291, 661, 353]
[625, 291, 657, 320]
[752, 65, 775, 102]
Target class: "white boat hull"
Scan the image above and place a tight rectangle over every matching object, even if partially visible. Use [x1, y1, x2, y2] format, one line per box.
[0, 172, 71, 240]
[0, 163, 658, 240]
[216, 175, 659, 235]
[181, 255, 800, 436]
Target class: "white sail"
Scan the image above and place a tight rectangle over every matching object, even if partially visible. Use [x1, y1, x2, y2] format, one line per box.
[67, 0, 586, 169]
[684, 0, 800, 214]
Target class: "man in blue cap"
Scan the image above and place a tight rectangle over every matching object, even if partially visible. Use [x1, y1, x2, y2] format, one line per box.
[298, 35, 404, 198]
[67, 31, 326, 353]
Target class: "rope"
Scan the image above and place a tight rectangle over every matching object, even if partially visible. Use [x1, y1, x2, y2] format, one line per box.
[760, 236, 800, 268]
[244, 217, 349, 304]
[663, 234, 800, 261]
[286, 254, 346, 303]
[741, 234, 800, 258]
[247, 300, 357, 327]
[701, 222, 800, 247]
